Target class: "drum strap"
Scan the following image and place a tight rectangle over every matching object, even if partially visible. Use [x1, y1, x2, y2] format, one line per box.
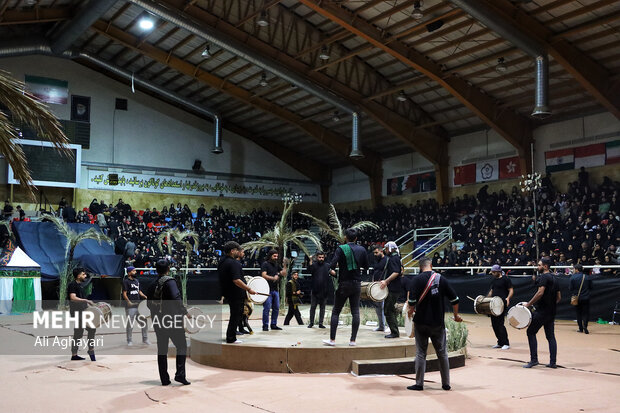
[418, 272, 439, 305]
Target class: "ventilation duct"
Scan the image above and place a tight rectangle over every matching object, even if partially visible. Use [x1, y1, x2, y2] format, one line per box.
[0, 38, 223, 154]
[349, 112, 363, 159]
[127, 0, 363, 157]
[448, 0, 551, 118]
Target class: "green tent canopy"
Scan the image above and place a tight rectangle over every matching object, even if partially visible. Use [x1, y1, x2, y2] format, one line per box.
[0, 247, 41, 314]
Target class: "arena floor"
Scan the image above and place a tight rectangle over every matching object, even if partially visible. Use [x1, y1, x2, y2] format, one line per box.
[0, 306, 618, 413]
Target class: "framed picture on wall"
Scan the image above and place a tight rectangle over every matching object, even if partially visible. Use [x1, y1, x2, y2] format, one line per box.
[71, 95, 91, 122]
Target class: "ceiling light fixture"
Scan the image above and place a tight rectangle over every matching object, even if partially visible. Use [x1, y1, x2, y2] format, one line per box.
[332, 111, 340, 122]
[138, 15, 155, 30]
[259, 73, 268, 87]
[257, 10, 269, 27]
[495, 57, 507, 73]
[412, 1, 424, 20]
[319, 45, 330, 60]
[201, 45, 211, 58]
[397, 90, 407, 102]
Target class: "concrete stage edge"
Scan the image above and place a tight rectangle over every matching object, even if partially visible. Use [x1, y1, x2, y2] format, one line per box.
[190, 326, 465, 374]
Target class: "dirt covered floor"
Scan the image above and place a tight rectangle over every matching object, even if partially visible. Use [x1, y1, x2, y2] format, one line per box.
[0, 306, 618, 413]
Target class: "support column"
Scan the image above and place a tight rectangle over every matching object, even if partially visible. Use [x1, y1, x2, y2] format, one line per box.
[435, 163, 450, 205]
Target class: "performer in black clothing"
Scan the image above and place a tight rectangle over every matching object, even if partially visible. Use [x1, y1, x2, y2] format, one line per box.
[487, 264, 513, 350]
[323, 228, 369, 347]
[122, 266, 149, 346]
[235, 249, 252, 335]
[407, 258, 461, 391]
[146, 259, 190, 386]
[219, 242, 255, 343]
[380, 241, 403, 338]
[68, 267, 96, 361]
[569, 263, 593, 334]
[284, 270, 304, 325]
[307, 252, 330, 328]
[523, 257, 561, 369]
[370, 245, 388, 332]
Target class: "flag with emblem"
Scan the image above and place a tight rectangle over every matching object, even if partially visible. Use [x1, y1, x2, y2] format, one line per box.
[499, 156, 521, 179]
[453, 164, 475, 186]
[386, 177, 404, 195]
[545, 148, 574, 173]
[476, 159, 499, 183]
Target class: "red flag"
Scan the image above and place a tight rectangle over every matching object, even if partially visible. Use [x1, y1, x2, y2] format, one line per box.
[499, 156, 521, 179]
[453, 164, 476, 186]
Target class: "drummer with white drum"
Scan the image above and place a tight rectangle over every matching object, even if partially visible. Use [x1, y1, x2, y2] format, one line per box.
[122, 266, 150, 346]
[380, 241, 403, 339]
[487, 264, 513, 350]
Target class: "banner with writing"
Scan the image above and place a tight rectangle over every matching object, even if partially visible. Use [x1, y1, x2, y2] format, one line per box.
[87, 170, 320, 202]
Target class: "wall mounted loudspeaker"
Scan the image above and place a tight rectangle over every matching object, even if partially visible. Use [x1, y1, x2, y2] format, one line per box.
[115, 98, 128, 110]
[192, 160, 202, 171]
[108, 174, 119, 185]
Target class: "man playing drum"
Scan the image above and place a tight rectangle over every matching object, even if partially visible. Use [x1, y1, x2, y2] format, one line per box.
[219, 242, 256, 344]
[122, 266, 150, 346]
[487, 264, 513, 350]
[522, 257, 561, 369]
[380, 241, 403, 338]
[370, 245, 388, 333]
[68, 267, 96, 361]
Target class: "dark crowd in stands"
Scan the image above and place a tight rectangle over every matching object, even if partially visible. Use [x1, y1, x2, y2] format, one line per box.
[52, 169, 619, 277]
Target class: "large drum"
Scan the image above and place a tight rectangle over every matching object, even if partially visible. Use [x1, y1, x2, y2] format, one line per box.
[402, 302, 414, 338]
[85, 302, 112, 328]
[473, 295, 504, 316]
[360, 281, 388, 302]
[246, 276, 269, 304]
[184, 306, 204, 334]
[507, 304, 532, 329]
[137, 300, 150, 319]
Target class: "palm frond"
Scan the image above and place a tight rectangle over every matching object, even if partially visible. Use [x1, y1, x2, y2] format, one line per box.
[350, 221, 380, 232]
[0, 220, 12, 237]
[327, 204, 344, 240]
[279, 200, 293, 231]
[0, 70, 71, 198]
[299, 211, 341, 241]
[72, 228, 111, 247]
[45, 215, 72, 239]
[241, 240, 277, 256]
[283, 229, 322, 250]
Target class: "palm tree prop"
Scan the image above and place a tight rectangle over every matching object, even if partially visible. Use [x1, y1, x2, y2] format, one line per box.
[157, 228, 198, 305]
[241, 200, 322, 309]
[44, 216, 112, 309]
[0, 70, 71, 198]
[301, 204, 379, 292]
[300, 203, 379, 243]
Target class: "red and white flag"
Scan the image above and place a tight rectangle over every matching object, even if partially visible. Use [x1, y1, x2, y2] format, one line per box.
[453, 164, 475, 186]
[574, 143, 605, 169]
[499, 156, 521, 179]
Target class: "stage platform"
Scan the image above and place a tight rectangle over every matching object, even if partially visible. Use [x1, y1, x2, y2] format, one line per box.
[190, 325, 465, 374]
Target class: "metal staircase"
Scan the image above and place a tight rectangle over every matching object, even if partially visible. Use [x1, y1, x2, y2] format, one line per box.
[396, 226, 453, 269]
[294, 223, 321, 271]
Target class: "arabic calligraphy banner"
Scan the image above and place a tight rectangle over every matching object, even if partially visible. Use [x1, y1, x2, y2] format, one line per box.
[87, 170, 321, 202]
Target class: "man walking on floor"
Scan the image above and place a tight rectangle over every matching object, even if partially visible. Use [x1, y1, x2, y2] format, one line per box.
[407, 257, 461, 391]
[523, 257, 561, 369]
[307, 252, 330, 328]
[569, 263, 592, 334]
[323, 228, 369, 347]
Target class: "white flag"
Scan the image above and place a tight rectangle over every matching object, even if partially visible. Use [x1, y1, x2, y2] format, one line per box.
[476, 160, 499, 182]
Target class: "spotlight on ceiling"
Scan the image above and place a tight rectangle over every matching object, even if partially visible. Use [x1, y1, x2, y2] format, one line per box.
[319, 45, 330, 60]
[201, 45, 211, 58]
[332, 111, 341, 122]
[257, 10, 269, 27]
[412, 1, 424, 20]
[259, 73, 268, 87]
[138, 15, 155, 30]
[396, 90, 407, 102]
[495, 57, 507, 73]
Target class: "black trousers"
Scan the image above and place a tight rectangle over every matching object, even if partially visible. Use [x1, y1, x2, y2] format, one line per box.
[526, 312, 557, 364]
[309, 293, 327, 325]
[330, 280, 361, 341]
[284, 304, 303, 325]
[384, 291, 400, 336]
[227, 297, 244, 343]
[71, 327, 96, 354]
[154, 324, 187, 383]
[491, 307, 509, 346]
[575, 299, 590, 331]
